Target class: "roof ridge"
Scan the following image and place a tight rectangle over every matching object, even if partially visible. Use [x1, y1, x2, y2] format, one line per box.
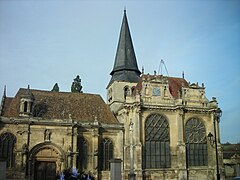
[18, 88, 101, 97]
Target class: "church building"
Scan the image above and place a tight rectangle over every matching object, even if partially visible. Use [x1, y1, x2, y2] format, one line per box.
[0, 10, 223, 180]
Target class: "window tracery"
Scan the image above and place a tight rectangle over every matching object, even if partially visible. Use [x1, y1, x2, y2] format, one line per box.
[99, 138, 113, 170]
[0, 132, 16, 168]
[185, 118, 208, 166]
[145, 114, 170, 168]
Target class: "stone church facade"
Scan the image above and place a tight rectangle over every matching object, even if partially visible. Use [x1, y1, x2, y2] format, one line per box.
[0, 11, 223, 180]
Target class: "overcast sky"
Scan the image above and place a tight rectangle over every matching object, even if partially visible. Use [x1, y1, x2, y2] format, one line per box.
[0, 0, 239, 143]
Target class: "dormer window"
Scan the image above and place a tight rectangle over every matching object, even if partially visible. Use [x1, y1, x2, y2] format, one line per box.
[20, 99, 33, 117]
[19, 86, 34, 117]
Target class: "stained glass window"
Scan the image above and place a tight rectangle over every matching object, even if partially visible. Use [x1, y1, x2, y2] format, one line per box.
[0, 132, 16, 168]
[185, 118, 208, 166]
[99, 138, 113, 171]
[145, 114, 170, 168]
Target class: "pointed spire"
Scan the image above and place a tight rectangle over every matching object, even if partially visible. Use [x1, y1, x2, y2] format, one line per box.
[108, 10, 141, 86]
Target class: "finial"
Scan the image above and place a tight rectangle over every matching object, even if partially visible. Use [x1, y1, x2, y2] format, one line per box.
[124, 6, 126, 13]
[3, 85, 6, 97]
[142, 66, 144, 74]
[182, 71, 185, 79]
[51, 83, 59, 92]
[27, 85, 31, 94]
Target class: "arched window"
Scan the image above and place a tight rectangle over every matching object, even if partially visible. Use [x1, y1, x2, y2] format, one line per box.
[77, 137, 88, 171]
[131, 87, 135, 94]
[0, 132, 16, 168]
[99, 138, 113, 171]
[23, 101, 28, 112]
[124, 86, 130, 99]
[185, 118, 208, 166]
[145, 114, 170, 168]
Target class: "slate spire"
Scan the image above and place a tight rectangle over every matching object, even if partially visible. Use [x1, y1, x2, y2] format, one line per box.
[108, 10, 141, 87]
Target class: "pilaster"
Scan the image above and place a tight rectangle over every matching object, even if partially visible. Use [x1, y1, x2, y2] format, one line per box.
[72, 127, 78, 168]
[177, 108, 187, 180]
[177, 108, 184, 144]
[91, 121, 99, 178]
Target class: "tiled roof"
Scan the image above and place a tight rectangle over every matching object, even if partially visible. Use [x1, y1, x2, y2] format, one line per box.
[1, 88, 119, 124]
[135, 75, 188, 98]
[168, 77, 188, 98]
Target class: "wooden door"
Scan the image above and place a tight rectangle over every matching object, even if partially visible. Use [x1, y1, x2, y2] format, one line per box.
[35, 161, 56, 180]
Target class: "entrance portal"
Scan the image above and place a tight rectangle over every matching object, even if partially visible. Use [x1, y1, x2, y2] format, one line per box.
[29, 143, 64, 180]
[34, 161, 56, 180]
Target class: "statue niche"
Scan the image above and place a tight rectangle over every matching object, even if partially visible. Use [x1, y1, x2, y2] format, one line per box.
[44, 129, 52, 142]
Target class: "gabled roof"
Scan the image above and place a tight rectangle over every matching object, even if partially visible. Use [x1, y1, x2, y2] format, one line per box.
[1, 88, 119, 124]
[108, 10, 141, 87]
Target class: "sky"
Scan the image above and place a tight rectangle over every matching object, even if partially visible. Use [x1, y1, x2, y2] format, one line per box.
[0, 0, 239, 143]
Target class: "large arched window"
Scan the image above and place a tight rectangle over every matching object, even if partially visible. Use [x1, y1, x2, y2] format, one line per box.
[145, 114, 170, 168]
[0, 132, 16, 168]
[99, 138, 113, 171]
[77, 136, 88, 171]
[185, 118, 208, 166]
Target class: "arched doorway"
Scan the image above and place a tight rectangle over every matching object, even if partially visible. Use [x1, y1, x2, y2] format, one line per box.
[29, 143, 64, 180]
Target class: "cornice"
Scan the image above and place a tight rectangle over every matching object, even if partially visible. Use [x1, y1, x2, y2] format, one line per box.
[0, 116, 123, 130]
[141, 104, 216, 114]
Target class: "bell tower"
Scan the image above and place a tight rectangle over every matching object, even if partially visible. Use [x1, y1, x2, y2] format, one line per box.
[107, 10, 141, 114]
